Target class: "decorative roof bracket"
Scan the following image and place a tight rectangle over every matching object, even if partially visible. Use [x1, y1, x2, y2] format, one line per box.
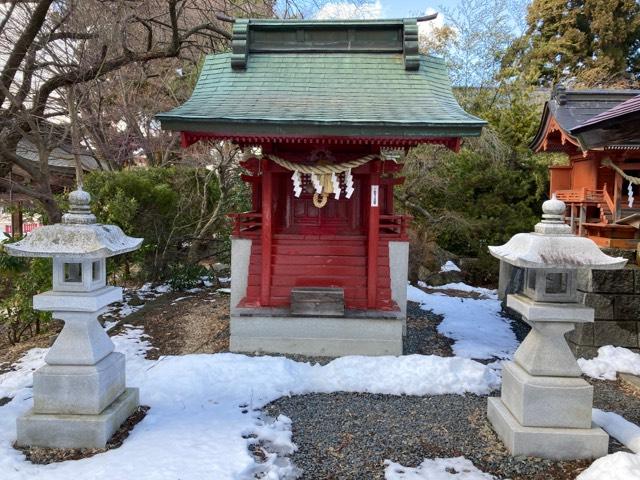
[403, 19, 420, 71]
[231, 19, 249, 71]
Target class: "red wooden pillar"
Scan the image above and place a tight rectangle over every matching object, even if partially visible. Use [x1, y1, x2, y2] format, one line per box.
[367, 160, 381, 309]
[260, 159, 273, 306]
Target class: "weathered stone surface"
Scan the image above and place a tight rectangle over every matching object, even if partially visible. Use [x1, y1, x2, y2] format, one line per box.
[33, 287, 123, 313]
[507, 294, 594, 323]
[230, 314, 403, 356]
[290, 287, 345, 317]
[389, 241, 409, 319]
[579, 268, 635, 294]
[230, 237, 251, 315]
[514, 321, 583, 377]
[565, 322, 594, 346]
[17, 388, 139, 449]
[614, 295, 640, 320]
[44, 311, 114, 366]
[33, 352, 125, 415]
[501, 362, 593, 429]
[487, 397, 609, 460]
[568, 343, 600, 360]
[635, 269, 640, 294]
[594, 321, 638, 348]
[578, 292, 614, 320]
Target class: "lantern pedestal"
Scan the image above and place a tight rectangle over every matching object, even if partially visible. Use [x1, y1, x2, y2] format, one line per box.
[487, 295, 608, 460]
[487, 397, 608, 460]
[17, 388, 139, 449]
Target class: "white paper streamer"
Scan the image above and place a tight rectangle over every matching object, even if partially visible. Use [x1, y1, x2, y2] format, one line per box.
[345, 168, 355, 199]
[629, 183, 634, 209]
[292, 171, 302, 198]
[311, 173, 323, 194]
[331, 172, 341, 199]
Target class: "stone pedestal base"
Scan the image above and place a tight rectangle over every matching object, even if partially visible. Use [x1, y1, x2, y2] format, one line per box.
[17, 387, 139, 449]
[33, 352, 125, 415]
[231, 311, 403, 356]
[487, 397, 608, 460]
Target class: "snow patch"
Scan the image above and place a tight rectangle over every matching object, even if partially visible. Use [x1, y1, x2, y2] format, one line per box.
[578, 346, 640, 380]
[440, 261, 461, 273]
[592, 409, 640, 453]
[0, 330, 499, 479]
[384, 457, 495, 479]
[577, 451, 640, 480]
[407, 285, 518, 361]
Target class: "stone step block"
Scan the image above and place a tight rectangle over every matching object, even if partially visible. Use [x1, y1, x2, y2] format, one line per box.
[613, 296, 640, 321]
[17, 387, 139, 449]
[501, 362, 593, 429]
[577, 292, 614, 320]
[594, 321, 638, 348]
[488, 397, 609, 460]
[33, 352, 125, 415]
[579, 268, 635, 294]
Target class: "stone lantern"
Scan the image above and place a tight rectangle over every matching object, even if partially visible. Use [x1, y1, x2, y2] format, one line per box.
[487, 195, 627, 460]
[5, 189, 142, 449]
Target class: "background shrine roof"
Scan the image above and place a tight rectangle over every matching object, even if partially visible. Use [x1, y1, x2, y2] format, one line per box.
[530, 86, 640, 151]
[156, 18, 485, 140]
[571, 95, 640, 149]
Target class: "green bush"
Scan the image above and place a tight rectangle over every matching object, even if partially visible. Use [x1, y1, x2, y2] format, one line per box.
[84, 166, 248, 282]
[167, 263, 207, 291]
[0, 244, 52, 344]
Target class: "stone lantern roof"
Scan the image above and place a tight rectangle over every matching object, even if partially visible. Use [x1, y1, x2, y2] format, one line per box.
[488, 195, 627, 270]
[4, 189, 142, 260]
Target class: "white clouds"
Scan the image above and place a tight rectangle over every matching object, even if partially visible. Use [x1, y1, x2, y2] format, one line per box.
[315, 1, 383, 20]
[418, 7, 445, 39]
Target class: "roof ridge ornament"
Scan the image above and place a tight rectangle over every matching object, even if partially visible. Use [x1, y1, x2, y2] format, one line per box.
[403, 18, 420, 71]
[231, 19, 249, 71]
[554, 83, 567, 105]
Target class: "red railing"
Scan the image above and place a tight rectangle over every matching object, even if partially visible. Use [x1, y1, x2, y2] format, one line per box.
[228, 212, 262, 237]
[555, 188, 604, 203]
[3, 223, 41, 235]
[379, 214, 411, 239]
[600, 188, 616, 223]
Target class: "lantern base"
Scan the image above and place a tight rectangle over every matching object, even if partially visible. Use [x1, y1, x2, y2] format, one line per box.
[487, 397, 608, 460]
[16, 387, 139, 449]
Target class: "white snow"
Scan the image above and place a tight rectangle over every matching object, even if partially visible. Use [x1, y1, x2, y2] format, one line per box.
[577, 452, 640, 480]
[407, 284, 518, 361]
[592, 409, 640, 454]
[578, 346, 640, 380]
[0, 325, 500, 479]
[440, 261, 461, 273]
[579, 410, 640, 479]
[384, 457, 495, 479]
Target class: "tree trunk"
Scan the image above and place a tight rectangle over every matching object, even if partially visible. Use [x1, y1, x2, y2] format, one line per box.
[41, 196, 62, 224]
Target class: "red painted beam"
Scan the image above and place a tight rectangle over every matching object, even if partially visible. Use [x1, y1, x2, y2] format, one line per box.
[260, 159, 273, 306]
[367, 160, 381, 309]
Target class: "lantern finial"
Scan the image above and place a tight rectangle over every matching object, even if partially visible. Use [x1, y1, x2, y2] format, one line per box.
[62, 188, 97, 225]
[535, 194, 571, 234]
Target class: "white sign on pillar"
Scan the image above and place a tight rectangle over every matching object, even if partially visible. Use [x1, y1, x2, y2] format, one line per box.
[371, 185, 379, 207]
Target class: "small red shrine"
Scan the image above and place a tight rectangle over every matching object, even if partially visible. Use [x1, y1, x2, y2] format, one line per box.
[531, 86, 640, 249]
[158, 18, 485, 356]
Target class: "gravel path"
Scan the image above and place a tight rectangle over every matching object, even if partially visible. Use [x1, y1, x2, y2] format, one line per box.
[261, 301, 640, 480]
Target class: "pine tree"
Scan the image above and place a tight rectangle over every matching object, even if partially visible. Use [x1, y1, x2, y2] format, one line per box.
[502, 0, 640, 86]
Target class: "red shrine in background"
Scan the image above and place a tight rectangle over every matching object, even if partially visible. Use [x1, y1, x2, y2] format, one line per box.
[158, 18, 484, 356]
[532, 86, 640, 249]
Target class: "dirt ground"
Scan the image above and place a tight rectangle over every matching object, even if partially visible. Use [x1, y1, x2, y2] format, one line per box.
[111, 289, 231, 359]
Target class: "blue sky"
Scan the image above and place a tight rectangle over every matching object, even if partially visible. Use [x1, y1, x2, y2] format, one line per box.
[381, 0, 463, 17]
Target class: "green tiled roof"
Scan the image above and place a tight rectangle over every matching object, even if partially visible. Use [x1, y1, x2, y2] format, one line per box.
[157, 52, 486, 138]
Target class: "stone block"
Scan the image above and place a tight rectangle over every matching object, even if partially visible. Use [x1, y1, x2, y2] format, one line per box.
[579, 269, 635, 294]
[613, 296, 640, 321]
[33, 286, 122, 313]
[501, 362, 592, 429]
[17, 387, 139, 449]
[33, 352, 125, 415]
[594, 321, 638, 348]
[578, 292, 614, 320]
[506, 294, 594, 323]
[568, 343, 600, 360]
[487, 397, 609, 460]
[230, 314, 403, 356]
[230, 238, 251, 314]
[565, 323, 594, 346]
[635, 269, 640, 294]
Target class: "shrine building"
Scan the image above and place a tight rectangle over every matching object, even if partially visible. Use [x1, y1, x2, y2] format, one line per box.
[531, 85, 640, 249]
[157, 18, 485, 356]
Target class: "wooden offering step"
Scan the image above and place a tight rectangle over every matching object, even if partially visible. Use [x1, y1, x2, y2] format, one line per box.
[290, 287, 345, 317]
